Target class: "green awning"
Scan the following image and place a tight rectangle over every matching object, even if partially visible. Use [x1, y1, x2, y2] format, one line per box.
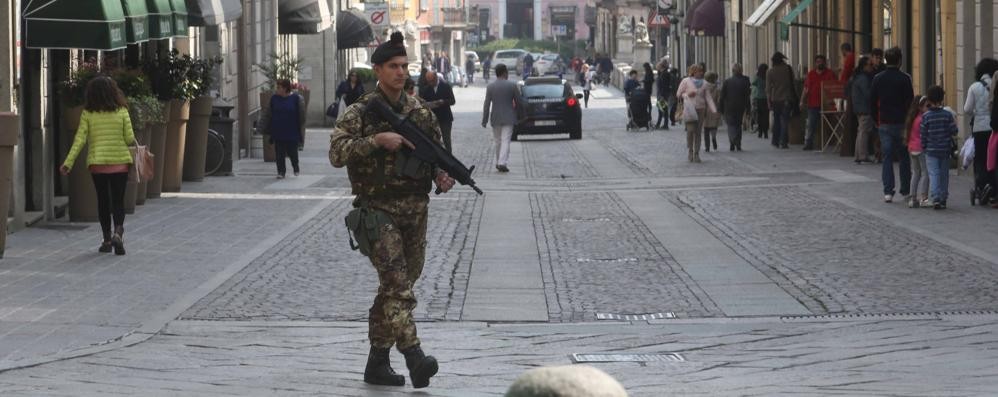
[779, 0, 813, 40]
[146, 0, 175, 38]
[121, 0, 150, 44]
[186, 0, 243, 26]
[169, 0, 189, 36]
[24, 0, 128, 50]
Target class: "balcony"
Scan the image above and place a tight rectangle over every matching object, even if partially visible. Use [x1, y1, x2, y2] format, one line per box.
[441, 7, 468, 28]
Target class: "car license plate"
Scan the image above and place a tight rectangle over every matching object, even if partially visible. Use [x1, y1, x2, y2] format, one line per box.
[535, 120, 556, 126]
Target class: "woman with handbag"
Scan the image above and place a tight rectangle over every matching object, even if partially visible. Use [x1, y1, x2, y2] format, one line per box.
[676, 64, 717, 163]
[60, 76, 136, 255]
[260, 79, 307, 179]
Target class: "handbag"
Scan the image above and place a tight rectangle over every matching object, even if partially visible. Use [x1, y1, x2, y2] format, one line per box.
[130, 144, 154, 183]
[326, 100, 341, 119]
[682, 99, 699, 122]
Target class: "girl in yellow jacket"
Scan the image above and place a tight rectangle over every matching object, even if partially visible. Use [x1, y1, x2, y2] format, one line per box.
[60, 76, 135, 255]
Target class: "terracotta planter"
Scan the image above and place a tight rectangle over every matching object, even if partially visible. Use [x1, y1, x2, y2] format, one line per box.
[259, 91, 275, 162]
[0, 113, 18, 258]
[64, 106, 98, 222]
[162, 98, 190, 192]
[146, 101, 171, 198]
[60, 105, 84, 196]
[134, 125, 151, 205]
[183, 96, 213, 182]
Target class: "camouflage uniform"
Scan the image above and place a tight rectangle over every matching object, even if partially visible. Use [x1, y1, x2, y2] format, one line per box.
[329, 88, 443, 351]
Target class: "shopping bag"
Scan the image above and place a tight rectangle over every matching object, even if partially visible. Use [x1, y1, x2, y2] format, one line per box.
[133, 145, 155, 182]
[682, 100, 699, 122]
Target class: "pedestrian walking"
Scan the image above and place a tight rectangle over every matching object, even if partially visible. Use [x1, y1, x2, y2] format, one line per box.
[329, 32, 452, 388]
[482, 54, 492, 83]
[466, 57, 476, 85]
[435, 51, 451, 82]
[419, 71, 456, 152]
[851, 56, 876, 164]
[482, 64, 519, 173]
[676, 63, 717, 163]
[702, 72, 722, 152]
[800, 54, 837, 151]
[655, 61, 674, 129]
[871, 47, 915, 203]
[766, 52, 795, 149]
[59, 76, 135, 255]
[920, 85, 959, 209]
[260, 79, 306, 179]
[905, 95, 930, 208]
[752, 64, 769, 139]
[840, 43, 856, 83]
[719, 63, 752, 151]
[964, 58, 998, 205]
[581, 64, 595, 108]
[642, 63, 655, 94]
[522, 52, 535, 78]
[336, 70, 366, 108]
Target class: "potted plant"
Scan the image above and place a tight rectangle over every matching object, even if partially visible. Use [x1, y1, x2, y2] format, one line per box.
[255, 53, 306, 161]
[182, 56, 223, 182]
[58, 59, 101, 222]
[144, 49, 193, 192]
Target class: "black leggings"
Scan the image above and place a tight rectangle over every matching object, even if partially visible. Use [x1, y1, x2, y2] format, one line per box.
[91, 172, 128, 240]
[274, 140, 301, 176]
[583, 89, 590, 107]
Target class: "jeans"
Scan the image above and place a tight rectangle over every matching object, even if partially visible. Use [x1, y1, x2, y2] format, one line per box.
[878, 124, 911, 196]
[91, 172, 128, 240]
[926, 152, 950, 203]
[274, 140, 300, 176]
[909, 152, 929, 200]
[806, 107, 820, 146]
[492, 124, 513, 166]
[770, 101, 790, 146]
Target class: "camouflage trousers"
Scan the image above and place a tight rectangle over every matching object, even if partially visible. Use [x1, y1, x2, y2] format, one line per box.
[368, 209, 427, 350]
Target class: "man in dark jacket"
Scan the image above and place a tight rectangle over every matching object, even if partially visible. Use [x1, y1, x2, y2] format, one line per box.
[870, 47, 914, 203]
[419, 71, 457, 152]
[719, 63, 752, 151]
[655, 62, 674, 129]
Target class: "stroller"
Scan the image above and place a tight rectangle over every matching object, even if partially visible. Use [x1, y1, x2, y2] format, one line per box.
[626, 87, 653, 131]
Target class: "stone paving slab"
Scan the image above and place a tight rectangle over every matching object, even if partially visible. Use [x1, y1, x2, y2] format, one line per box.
[0, 317, 996, 396]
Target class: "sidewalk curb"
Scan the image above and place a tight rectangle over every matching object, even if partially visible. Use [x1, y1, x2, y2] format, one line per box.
[0, 198, 335, 374]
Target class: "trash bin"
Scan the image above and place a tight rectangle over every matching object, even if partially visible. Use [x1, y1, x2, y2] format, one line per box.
[208, 105, 235, 176]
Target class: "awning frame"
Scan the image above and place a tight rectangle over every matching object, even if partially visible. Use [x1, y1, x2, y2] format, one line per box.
[777, 0, 869, 41]
[185, 0, 243, 27]
[23, 0, 129, 50]
[744, 0, 786, 27]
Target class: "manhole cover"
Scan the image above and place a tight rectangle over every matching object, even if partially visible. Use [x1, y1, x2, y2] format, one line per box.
[570, 353, 685, 363]
[561, 217, 611, 223]
[596, 312, 676, 321]
[576, 257, 638, 263]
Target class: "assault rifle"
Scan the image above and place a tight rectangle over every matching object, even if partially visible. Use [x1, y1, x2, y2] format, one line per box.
[367, 97, 484, 195]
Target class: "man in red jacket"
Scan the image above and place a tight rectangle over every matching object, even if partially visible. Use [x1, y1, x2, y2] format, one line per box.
[839, 43, 856, 82]
[800, 54, 837, 150]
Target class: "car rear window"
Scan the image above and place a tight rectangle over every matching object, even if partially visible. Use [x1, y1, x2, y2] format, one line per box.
[542, 54, 558, 61]
[522, 84, 567, 98]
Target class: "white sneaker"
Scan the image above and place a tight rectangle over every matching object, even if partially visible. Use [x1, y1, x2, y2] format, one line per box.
[919, 198, 932, 208]
[884, 194, 893, 203]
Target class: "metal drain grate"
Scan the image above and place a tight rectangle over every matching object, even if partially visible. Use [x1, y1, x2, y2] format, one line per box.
[781, 310, 998, 322]
[561, 217, 612, 223]
[571, 353, 685, 363]
[576, 257, 638, 263]
[596, 312, 676, 321]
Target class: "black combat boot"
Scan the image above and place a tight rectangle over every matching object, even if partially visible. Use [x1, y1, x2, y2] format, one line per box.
[364, 346, 405, 386]
[401, 345, 438, 389]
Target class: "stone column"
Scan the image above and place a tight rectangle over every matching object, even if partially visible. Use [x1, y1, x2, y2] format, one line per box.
[616, 33, 633, 63]
[533, 0, 542, 40]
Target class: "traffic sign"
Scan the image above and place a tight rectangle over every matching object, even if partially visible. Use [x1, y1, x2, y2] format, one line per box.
[552, 25, 567, 36]
[648, 13, 669, 28]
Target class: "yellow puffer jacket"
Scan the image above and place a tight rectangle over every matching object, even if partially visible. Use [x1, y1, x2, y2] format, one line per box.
[63, 108, 136, 168]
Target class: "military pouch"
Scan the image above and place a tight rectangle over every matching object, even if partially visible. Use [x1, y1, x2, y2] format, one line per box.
[344, 207, 393, 257]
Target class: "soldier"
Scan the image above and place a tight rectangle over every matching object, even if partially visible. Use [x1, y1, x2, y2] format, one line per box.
[329, 31, 455, 388]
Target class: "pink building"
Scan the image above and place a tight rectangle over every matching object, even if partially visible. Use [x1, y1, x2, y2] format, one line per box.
[467, 0, 593, 42]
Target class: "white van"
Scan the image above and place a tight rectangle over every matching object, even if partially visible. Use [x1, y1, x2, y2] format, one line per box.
[492, 49, 527, 75]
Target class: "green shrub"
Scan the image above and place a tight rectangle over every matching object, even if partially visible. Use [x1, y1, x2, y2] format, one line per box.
[353, 68, 377, 83]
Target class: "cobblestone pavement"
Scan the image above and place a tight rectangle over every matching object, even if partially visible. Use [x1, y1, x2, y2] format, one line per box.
[1, 315, 997, 396]
[531, 191, 721, 321]
[671, 186, 998, 315]
[182, 193, 481, 322]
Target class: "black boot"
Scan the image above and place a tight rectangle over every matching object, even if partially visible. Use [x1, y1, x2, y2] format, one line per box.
[401, 345, 438, 389]
[364, 347, 405, 386]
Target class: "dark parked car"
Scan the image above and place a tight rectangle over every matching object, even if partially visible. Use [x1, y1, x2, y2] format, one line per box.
[513, 77, 583, 140]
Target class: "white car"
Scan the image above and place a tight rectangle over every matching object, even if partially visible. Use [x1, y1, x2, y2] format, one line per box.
[492, 49, 527, 75]
[534, 54, 565, 76]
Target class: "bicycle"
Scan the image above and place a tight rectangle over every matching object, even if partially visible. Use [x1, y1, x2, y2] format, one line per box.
[204, 128, 225, 176]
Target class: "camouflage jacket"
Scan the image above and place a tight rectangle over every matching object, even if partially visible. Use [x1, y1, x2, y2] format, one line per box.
[329, 87, 444, 201]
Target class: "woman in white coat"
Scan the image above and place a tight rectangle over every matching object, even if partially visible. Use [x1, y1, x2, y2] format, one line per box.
[964, 58, 998, 204]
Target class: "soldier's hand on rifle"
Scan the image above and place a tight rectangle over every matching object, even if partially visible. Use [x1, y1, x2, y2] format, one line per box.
[374, 132, 415, 152]
[434, 170, 456, 193]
